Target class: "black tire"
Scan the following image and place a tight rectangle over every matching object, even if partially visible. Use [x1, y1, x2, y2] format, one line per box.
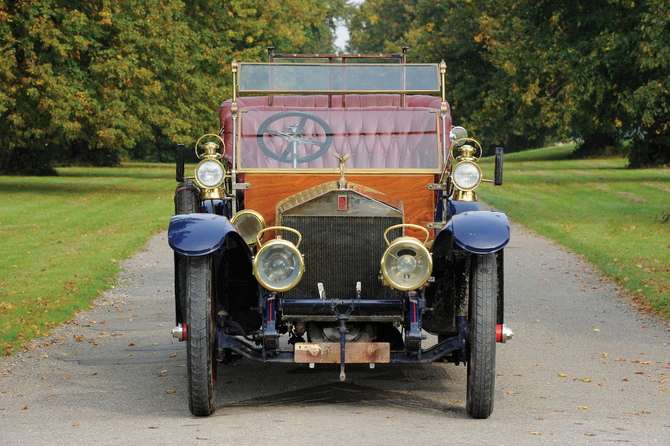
[186, 255, 217, 416]
[174, 181, 199, 323]
[466, 253, 497, 419]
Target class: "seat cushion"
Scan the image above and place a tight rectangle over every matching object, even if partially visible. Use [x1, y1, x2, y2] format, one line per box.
[220, 95, 450, 169]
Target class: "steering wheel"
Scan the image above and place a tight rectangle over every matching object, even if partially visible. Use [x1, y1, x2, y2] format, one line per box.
[257, 111, 333, 167]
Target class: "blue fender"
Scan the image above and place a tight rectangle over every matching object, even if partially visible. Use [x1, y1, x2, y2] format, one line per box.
[437, 211, 510, 254]
[168, 213, 244, 256]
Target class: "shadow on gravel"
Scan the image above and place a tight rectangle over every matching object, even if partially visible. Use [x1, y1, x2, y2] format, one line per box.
[220, 370, 468, 418]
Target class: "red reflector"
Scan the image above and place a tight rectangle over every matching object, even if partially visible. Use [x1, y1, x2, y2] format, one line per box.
[496, 324, 502, 342]
[338, 195, 347, 211]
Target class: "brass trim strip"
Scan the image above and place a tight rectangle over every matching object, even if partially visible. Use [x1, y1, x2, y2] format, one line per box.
[237, 168, 442, 174]
[238, 89, 441, 95]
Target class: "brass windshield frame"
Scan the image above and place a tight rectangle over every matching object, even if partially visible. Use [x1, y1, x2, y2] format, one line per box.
[237, 62, 441, 96]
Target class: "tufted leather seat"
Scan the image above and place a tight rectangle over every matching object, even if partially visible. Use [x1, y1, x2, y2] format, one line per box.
[220, 95, 451, 169]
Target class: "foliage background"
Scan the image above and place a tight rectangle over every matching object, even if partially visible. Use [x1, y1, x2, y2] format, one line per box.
[1, 0, 668, 172]
[347, 0, 670, 165]
[0, 0, 345, 175]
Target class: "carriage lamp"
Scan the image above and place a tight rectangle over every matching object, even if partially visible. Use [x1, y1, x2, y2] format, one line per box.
[252, 226, 304, 292]
[194, 136, 227, 199]
[448, 125, 485, 202]
[380, 224, 433, 291]
[231, 209, 266, 247]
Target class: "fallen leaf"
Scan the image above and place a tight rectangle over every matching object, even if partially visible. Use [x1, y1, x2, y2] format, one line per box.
[166, 390, 176, 394]
[583, 378, 591, 382]
[73, 422, 79, 426]
[507, 391, 517, 394]
[42, 377, 48, 380]
[584, 433, 596, 436]
[602, 353, 609, 356]
[21, 406, 28, 410]
[535, 319, 541, 322]
[62, 376, 71, 380]
[450, 400, 463, 404]
[593, 329, 600, 332]
[629, 412, 639, 415]
[555, 409, 564, 412]
[622, 378, 629, 382]
[578, 406, 588, 409]
[558, 373, 567, 377]
[642, 410, 650, 414]
[149, 426, 159, 429]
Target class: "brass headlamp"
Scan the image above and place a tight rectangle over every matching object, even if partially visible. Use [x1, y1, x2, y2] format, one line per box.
[194, 134, 227, 199]
[231, 209, 266, 247]
[380, 224, 433, 291]
[252, 226, 304, 292]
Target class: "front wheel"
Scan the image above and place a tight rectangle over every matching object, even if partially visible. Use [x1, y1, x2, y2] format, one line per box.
[186, 255, 217, 416]
[466, 253, 497, 419]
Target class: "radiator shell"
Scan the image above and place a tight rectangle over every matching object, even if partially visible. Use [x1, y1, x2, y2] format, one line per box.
[277, 182, 404, 320]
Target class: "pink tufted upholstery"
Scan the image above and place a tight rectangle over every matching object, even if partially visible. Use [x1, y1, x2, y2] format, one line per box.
[220, 95, 451, 169]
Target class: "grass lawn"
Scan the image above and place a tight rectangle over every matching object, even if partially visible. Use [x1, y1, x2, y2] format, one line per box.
[1, 148, 668, 356]
[479, 144, 670, 318]
[0, 164, 177, 355]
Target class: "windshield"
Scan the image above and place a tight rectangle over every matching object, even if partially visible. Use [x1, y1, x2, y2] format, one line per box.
[238, 63, 440, 94]
[236, 108, 441, 172]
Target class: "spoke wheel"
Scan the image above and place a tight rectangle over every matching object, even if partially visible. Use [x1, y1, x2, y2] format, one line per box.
[257, 111, 333, 165]
[466, 253, 497, 419]
[186, 255, 217, 416]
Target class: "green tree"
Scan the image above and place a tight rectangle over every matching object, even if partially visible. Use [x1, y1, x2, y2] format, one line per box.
[627, 0, 670, 167]
[347, 0, 417, 54]
[0, 0, 342, 174]
[347, 0, 670, 164]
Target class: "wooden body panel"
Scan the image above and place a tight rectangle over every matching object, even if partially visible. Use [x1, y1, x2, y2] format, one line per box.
[243, 173, 436, 240]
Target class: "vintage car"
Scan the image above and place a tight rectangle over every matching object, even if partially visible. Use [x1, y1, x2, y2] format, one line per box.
[168, 50, 512, 419]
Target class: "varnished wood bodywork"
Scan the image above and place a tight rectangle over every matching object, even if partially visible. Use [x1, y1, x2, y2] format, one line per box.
[242, 173, 437, 240]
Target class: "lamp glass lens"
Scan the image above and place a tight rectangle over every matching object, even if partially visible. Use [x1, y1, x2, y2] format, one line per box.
[197, 160, 224, 187]
[453, 162, 480, 189]
[258, 245, 301, 289]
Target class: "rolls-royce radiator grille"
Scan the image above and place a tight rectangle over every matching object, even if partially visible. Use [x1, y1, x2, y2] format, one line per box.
[281, 215, 403, 317]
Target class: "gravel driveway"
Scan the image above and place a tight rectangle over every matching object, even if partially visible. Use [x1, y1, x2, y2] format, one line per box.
[1, 217, 668, 445]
